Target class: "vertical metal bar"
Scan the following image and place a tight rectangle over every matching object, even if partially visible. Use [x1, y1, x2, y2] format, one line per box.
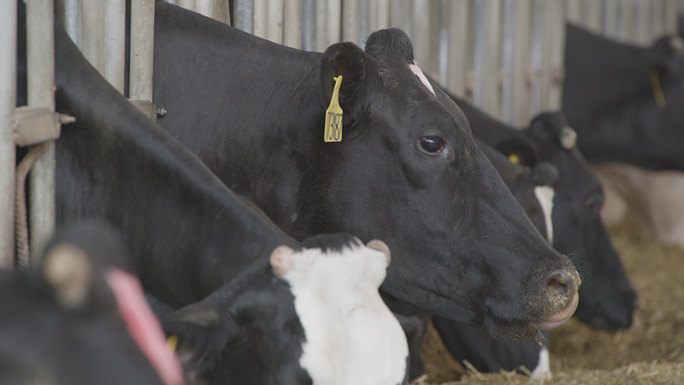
[601, 0, 610, 35]
[28, 0, 56, 263]
[195, 0, 213, 18]
[447, 0, 469, 97]
[284, 0, 302, 48]
[389, 0, 405, 29]
[60, 0, 82, 47]
[437, 0, 450, 88]
[302, 0, 314, 50]
[253, 0, 268, 39]
[512, 0, 531, 126]
[0, 0, 17, 268]
[178, 0, 196, 12]
[472, 0, 501, 116]
[412, 0, 431, 70]
[501, 0, 515, 123]
[472, 0, 485, 108]
[342, 0, 360, 43]
[359, 0, 368, 48]
[566, 0, 582, 24]
[543, 0, 564, 111]
[327, 0, 341, 46]
[377, 0, 389, 30]
[212, 0, 231, 24]
[267, 0, 284, 44]
[315, 0, 327, 51]
[104, 0, 126, 93]
[529, 0, 543, 117]
[81, 0, 104, 73]
[235, 0, 254, 34]
[130, 0, 155, 102]
[616, 0, 627, 40]
[369, 0, 379, 34]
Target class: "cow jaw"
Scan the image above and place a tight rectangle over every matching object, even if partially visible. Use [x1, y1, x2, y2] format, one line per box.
[105, 268, 185, 385]
[281, 242, 408, 385]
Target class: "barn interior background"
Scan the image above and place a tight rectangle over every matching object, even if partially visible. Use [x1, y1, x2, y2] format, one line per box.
[2, 0, 684, 383]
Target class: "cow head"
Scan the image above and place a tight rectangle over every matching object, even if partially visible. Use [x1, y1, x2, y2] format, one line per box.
[527, 112, 638, 330]
[475, 137, 559, 245]
[304, 28, 579, 339]
[0, 221, 174, 385]
[161, 234, 407, 384]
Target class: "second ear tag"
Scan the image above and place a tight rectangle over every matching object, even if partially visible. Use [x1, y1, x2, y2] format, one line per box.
[324, 76, 343, 142]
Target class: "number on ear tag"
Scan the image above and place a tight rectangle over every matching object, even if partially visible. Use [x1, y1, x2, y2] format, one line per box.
[324, 76, 343, 142]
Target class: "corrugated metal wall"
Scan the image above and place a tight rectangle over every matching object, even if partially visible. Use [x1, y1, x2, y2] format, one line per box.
[221, 0, 684, 126]
[3, 0, 684, 266]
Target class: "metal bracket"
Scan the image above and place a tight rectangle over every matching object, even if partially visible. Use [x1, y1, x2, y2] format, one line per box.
[13, 106, 75, 147]
[128, 99, 166, 123]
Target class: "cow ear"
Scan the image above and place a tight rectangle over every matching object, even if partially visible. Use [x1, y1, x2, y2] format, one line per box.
[366, 239, 391, 266]
[43, 244, 94, 308]
[270, 245, 295, 278]
[161, 298, 237, 376]
[320, 42, 373, 127]
[494, 139, 540, 167]
[652, 36, 684, 80]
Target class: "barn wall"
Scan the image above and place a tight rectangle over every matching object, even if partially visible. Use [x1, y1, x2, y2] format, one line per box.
[222, 0, 684, 127]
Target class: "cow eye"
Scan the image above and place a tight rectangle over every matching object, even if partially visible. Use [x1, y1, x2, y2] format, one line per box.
[586, 195, 603, 214]
[420, 136, 444, 153]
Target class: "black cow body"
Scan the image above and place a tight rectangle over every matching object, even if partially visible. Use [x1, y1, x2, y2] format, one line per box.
[0, 221, 171, 385]
[435, 93, 637, 374]
[152, 2, 579, 339]
[562, 23, 684, 171]
[48, 24, 410, 385]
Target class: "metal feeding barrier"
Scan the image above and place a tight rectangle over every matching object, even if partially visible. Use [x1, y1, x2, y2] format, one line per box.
[1, 0, 683, 268]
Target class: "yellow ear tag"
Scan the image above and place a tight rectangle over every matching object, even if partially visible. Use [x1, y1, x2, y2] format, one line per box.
[324, 76, 343, 142]
[649, 70, 666, 108]
[166, 335, 178, 356]
[508, 153, 520, 164]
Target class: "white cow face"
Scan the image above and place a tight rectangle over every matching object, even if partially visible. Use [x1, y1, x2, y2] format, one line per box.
[270, 236, 408, 385]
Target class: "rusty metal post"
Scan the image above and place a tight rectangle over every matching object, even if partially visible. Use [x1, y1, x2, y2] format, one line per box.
[27, 0, 56, 263]
[130, 0, 155, 103]
[0, 0, 17, 268]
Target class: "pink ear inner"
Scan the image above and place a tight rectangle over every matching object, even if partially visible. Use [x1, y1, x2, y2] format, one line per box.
[270, 245, 295, 277]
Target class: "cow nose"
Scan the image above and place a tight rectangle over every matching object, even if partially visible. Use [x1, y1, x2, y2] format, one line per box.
[545, 269, 579, 299]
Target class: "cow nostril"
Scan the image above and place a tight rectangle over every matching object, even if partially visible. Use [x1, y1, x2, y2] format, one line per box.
[545, 270, 578, 299]
[547, 277, 568, 296]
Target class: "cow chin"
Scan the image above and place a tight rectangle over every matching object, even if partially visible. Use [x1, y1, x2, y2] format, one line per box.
[482, 316, 541, 341]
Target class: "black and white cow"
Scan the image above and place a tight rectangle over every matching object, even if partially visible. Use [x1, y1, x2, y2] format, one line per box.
[434, 94, 638, 376]
[562, 23, 684, 171]
[0, 220, 178, 385]
[152, 3, 580, 340]
[46, 23, 408, 385]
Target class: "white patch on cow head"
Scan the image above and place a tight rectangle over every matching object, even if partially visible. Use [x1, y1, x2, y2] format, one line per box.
[534, 186, 555, 245]
[409, 62, 436, 96]
[280, 239, 408, 385]
[530, 346, 552, 380]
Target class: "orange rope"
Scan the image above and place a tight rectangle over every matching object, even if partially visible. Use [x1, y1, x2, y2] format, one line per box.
[15, 143, 47, 268]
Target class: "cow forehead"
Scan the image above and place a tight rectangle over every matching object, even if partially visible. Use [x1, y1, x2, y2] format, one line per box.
[284, 246, 388, 286]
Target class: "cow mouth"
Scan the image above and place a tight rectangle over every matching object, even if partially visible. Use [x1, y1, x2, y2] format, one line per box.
[533, 291, 579, 330]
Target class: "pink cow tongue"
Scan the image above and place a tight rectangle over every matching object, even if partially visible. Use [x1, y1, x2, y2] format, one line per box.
[106, 268, 185, 385]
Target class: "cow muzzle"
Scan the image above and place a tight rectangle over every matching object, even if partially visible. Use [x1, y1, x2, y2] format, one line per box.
[534, 269, 581, 330]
